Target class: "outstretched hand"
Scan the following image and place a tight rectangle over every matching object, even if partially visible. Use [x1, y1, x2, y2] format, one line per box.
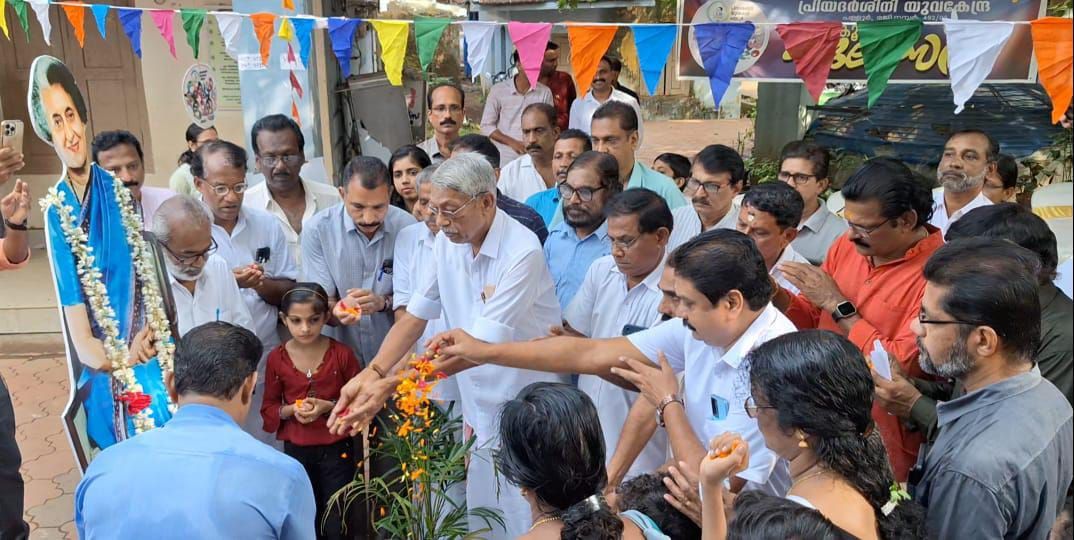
[327, 369, 394, 436]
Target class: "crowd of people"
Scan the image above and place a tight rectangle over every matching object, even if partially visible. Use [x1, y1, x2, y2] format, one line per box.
[0, 46, 1072, 540]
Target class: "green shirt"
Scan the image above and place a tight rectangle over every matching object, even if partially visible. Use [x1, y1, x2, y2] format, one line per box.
[551, 161, 686, 226]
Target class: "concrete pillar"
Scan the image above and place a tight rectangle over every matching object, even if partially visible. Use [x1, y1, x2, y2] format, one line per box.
[753, 82, 814, 160]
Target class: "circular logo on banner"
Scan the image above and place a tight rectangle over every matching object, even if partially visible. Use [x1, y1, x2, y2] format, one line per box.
[181, 64, 218, 128]
[688, 0, 770, 75]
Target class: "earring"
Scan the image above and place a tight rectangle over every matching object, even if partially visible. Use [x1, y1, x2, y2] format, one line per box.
[798, 439, 809, 448]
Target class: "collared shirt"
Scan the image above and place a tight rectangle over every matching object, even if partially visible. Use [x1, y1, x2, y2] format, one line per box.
[479, 79, 553, 166]
[75, 404, 316, 540]
[525, 187, 560, 226]
[300, 204, 416, 365]
[544, 71, 577, 131]
[170, 254, 254, 338]
[137, 186, 175, 231]
[769, 244, 810, 294]
[211, 207, 297, 350]
[785, 227, 945, 480]
[565, 255, 669, 478]
[551, 163, 687, 228]
[418, 136, 450, 164]
[168, 163, 196, 195]
[929, 189, 993, 235]
[243, 178, 342, 271]
[544, 220, 611, 309]
[667, 202, 739, 252]
[408, 209, 568, 444]
[792, 204, 848, 265]
[627, 305, 794, 494]
[499, 154, 554, 203]
[497, 189, 548, 244]
[916, 370, 1073, 539]
[1056, 258, 1072, 299]
[568, 89, 645, 146]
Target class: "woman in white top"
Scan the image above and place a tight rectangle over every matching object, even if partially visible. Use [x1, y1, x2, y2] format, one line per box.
[698, 331, 926, 540]
[169, 123, 218, 195]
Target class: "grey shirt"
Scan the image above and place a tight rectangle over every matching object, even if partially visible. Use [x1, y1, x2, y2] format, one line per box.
[300, 204, 416, 365]
[915, 369, 1073, 540]
[791, 204, 848, 265]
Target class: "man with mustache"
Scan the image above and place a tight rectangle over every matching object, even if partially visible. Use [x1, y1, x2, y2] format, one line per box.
[667, 144, 745, 251]
[418, 83, 465, 163]
[92, 130, 176, 230]
[480, 50, 553, 166]
[735, 182, 810, 294]
[243, 115, 341, 271]
[930, 129, 996, 235]
[302, 156, 416, 364]
[152, 195, 253, 338]
[498, 103, 560, 203]
[525, 129, 591, 226]
[772, 158, 943, 482]
[537, 41, 577, 131]
[909, 239, 1072, 540]
[569, 56, 644, 143]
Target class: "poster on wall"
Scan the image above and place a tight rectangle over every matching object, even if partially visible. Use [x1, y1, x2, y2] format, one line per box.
[677, 0, 1047, 81]
[182, 64, 219, 128]
[206, 21, 243, 110]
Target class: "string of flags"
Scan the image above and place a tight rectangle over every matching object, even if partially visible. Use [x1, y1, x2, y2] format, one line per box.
[1, 0, 1071, 122]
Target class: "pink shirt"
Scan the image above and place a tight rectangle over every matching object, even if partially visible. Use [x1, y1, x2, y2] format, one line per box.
[138, 186, 176, 230]
[479, 78, 553, 166]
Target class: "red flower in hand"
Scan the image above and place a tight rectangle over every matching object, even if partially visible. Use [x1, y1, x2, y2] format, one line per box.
[118, 391, 153, 415]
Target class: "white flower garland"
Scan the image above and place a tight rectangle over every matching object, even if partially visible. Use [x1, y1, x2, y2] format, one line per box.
[39, 173, 176, 435]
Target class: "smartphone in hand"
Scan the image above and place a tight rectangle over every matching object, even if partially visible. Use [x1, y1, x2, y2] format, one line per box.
[1, 120, 24, 155]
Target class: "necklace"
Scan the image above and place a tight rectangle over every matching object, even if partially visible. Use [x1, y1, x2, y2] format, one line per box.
[529, 516, 561, 532]
[791, 467, 830, 489]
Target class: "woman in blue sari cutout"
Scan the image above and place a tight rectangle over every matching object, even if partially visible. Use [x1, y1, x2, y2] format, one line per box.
[30, 56, 173, 451]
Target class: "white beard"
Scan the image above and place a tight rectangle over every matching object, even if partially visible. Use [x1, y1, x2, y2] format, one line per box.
[165, 257, 204, 282]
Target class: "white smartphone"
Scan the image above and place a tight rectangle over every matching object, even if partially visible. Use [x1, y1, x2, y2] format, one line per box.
[1, 120, 24, 155]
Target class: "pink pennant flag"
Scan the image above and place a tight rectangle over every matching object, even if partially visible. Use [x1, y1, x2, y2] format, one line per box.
[150, 10, 176, 58]
[508, 21, 552, 87]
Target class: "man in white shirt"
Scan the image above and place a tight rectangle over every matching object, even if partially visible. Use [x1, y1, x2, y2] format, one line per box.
[329, 153, 567, 539]
[669, 144, 745, 250]
[569, 55, 644, 144]
[778, 141, 848, 265]
[406, 229, 794, 497]
[418, 83, 465, 163]
[91, 130, 175, 230]
[930, 129, 996, 235]
[736, 182, 810, 294]
[563, 189, 672, 481]
[151, 195, 253, 339]
[498, 103, 559, 203]
[242, 114, 341, 270]
[480, 57, 553, 166]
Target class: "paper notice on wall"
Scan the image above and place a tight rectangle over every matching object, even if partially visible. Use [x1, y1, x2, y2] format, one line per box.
[206, 21, 242, 109]
[238, 54, 266, 71]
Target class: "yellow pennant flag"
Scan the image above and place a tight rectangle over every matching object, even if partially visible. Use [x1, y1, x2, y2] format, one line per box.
[278, 17, 294, 41]
[370, 20, 409, 86]
[1, 0, 9, 40]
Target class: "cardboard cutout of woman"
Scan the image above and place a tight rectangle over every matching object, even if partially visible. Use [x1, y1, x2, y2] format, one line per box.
[30, 56, 177, 466]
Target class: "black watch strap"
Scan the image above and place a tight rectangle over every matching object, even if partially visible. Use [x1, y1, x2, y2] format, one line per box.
[3, 219, 27, 231]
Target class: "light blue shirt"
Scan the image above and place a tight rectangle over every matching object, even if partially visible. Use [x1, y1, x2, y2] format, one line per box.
[525, 187, 560, 226]
[75, 404, 315, 540]
[543, 220, 610, 309]
[551, 162, 687, 226]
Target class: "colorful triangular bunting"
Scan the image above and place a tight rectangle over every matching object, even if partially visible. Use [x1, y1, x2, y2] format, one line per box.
[508, 21, 552, 87]
[775, 22, 842, 104]
[857, 19, 922, 107]
[1, 0, 9, 40]
[117, 7, 142, 58]
[11, 0, 30, 42]
[291, 17, 315, 68]
[370, 20, 409, 86]
[28, 0, 50, 46]
[214, 12, 243, 61]
[149, 10, 176, 58]
[90, 4, 109, 39]
[1030, 17, 1074, 124]
[630, 25, 677, 96]
[278, 17, 295, 41]
[567, 25, 619, 98]
[459, 21, 497, 80]
[694, 22, 755, 106]
[328, 17, 360, 77]
[61, 4, 85, 48]
[180, 9, 206, 59]
[943, 20, 1014, 114]
[249, 13, 276, 67]
[415, 17, 450, 73]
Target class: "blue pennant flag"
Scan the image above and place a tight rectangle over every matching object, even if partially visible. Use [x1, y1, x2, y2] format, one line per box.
[291, 17, 315, 69]
[117, 8, 142, 58]
[630, 25, 678, 96]
[90, 4, 109, 39]
[694, 22, 755, 106]
[328, 17, 361, 77]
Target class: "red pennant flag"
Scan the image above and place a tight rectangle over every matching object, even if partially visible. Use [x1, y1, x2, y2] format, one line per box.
[62, 4, 86, 48]
[291, 99, 301, 126]
[250, 13, 277, 67]
[776, 22, 843, 103]
[567, 26, 620, 98]
[290, 70, 304, 99]
[287, 42, 297, 63]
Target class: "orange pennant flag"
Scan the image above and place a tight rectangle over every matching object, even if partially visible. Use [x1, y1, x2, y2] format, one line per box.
[250, 12, 277, 67]
[291, 99, 301, 127]
[567, 25, 620, 98]
[62, 4, 86, 48]
[1030, 17, 1073, 124]
[283, 0, 295, 10]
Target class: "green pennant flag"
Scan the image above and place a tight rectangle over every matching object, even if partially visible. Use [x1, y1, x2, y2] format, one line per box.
[858, 19, 923, 107]
[415, 17, 450, 73]
[180, 8, 207, 59]
[11, 0, 30, 42]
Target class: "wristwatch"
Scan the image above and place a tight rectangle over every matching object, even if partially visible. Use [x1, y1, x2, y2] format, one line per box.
[832, 300, 858, 321]
[3, 219, 27, 231]
[655, 394, 684, 427]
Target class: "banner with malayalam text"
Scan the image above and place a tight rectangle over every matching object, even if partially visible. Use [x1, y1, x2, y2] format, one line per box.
[677, 0, 1047, 81]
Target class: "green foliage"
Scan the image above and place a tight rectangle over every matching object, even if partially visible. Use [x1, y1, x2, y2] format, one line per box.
[1019, 129, 1073, 196]
[746, 156, 780, 184]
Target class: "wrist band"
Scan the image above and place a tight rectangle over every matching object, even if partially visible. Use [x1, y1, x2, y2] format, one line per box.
[369, 363, 387, 378]
[4, 219, 27, 231]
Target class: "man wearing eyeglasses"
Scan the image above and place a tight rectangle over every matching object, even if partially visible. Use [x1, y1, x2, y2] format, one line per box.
[152, 195, 253, 338]
[243, 115, 341, 271]
[778, 140, 847, 265]
[667, 144, 745, 251]
[771, 158, 943, 482]
[418, 83, 465, 163]
[544, 151, 622, 309]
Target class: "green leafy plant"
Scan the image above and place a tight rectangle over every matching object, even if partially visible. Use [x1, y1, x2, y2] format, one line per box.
[1019, 129, 1073, 197]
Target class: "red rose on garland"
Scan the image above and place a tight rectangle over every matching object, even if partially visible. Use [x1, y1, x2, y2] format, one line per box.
[118, 391, 153, 415]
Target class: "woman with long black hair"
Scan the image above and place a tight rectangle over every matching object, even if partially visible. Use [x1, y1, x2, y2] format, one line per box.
[387, 145, 431, 214]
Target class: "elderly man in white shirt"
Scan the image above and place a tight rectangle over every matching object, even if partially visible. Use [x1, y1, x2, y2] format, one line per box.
[735, 182, 811, 294]
[327, 153, 567, 539]
[930, 129, 996, 235]
[420, 229, 795, 498]
[668, 144, 746, 251]
[151, 195, 253, 339]
[569, 56, 644, 143]
[562, 189, 673, 482]
[497, 103, 560, 203]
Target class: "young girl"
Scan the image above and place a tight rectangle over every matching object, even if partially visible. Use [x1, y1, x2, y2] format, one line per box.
[262, 283, 360, 540]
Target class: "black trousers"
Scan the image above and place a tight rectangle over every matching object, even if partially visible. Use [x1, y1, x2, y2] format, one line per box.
[285, 439, 357, 540]
[0, 374, 29, 540]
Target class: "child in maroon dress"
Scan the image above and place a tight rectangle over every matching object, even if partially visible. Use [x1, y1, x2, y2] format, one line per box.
[262, 283, 360, 540]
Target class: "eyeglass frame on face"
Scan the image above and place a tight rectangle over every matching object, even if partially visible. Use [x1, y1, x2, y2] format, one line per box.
[427, 192, 486, 221]
[917, 308, 981, 327]
[609, 232, 646, 251]
[558, 181, 606, 203]
[777, 171, 818, 186]
[258, 154, 303, 168]
[744, 395, 777, 418]
[204, 181, 248, 197]
[161, 237, 218, 265]
[685, 177, 729, 195]
[846, 217, 892, 237]
[431, 104, 463, 114]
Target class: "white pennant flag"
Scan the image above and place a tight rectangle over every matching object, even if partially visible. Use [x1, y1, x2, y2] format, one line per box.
[28, 0, 52, 46]
[460, 21, 498, 81]
[215, 13, 244, 61]
[943, 20, 1014, 114]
